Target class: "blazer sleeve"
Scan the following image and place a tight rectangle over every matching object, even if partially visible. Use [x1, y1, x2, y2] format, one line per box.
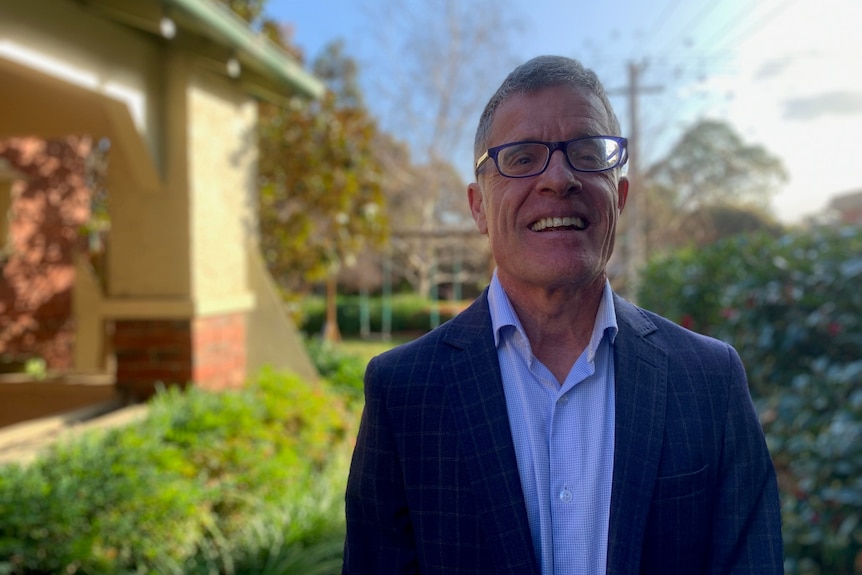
[708, 344, 783, 574]
[343, 356, 419, 575]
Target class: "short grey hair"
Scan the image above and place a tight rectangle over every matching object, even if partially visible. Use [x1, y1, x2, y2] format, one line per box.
[473, 55, 621, 164]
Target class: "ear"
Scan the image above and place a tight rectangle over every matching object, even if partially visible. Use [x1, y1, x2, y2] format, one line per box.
[468, 182, 488, 234]
[616, 176, 629, 212]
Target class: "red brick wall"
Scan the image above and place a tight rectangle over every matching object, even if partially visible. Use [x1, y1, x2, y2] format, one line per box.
[113, 313, 246, 398]
[0, 137, 92, 369]
[192, 313, 246, 391]
[113, 320, 193, 397]
[0, 136, 249, 393]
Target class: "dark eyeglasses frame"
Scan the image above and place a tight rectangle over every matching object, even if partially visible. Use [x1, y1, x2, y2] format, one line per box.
[475, 135, 628, 178]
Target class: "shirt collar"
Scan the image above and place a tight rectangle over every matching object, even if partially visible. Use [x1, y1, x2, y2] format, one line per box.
[488, 270, 618, 357]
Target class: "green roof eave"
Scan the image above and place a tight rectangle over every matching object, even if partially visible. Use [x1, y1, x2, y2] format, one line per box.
[164, 0, 325, 100]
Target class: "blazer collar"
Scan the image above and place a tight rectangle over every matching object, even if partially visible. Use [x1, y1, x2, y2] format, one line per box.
[437, 292, 669, 575]
[606, 294, 668, 575]
[441, 291, 540, 575]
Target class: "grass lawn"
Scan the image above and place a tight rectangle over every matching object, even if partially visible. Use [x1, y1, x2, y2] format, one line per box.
[336, 337, 414, 364]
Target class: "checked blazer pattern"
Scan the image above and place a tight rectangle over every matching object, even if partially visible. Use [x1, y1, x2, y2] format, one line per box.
[343, 290, 783, 575]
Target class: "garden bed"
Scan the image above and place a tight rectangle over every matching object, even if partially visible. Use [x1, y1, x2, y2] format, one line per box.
[0, 373, 118, 428]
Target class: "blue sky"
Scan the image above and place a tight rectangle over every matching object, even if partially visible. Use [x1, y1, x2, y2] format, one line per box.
[265, 0, 862, 223]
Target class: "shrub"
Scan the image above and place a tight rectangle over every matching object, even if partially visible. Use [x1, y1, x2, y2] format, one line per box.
[299, 293, 464, 337]
[638, 226, 862, 574]
[304, 337, 366, 404]
[0, 369, 356, 574]
[764, 359, 862, 574]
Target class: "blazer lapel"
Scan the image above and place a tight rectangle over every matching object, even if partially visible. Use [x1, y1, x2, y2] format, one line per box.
[441, 292, 539, 575]
[436, 293, 667, 575]
[606, 295, 669, 575]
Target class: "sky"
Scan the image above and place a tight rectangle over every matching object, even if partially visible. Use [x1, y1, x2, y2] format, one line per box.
[265, 0, 862, 224]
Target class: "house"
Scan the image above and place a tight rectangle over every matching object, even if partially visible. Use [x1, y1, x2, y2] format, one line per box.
[827, 188, 862, 225]
[0, 0, 322, 420]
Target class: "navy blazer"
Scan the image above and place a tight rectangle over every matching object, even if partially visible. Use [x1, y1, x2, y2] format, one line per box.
[343, 291, 783, 574]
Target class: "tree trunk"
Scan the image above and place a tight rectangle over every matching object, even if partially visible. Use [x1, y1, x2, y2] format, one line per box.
[323, 275, 341, 342]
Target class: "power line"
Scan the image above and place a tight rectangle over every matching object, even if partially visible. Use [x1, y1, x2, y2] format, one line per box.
[681, 0, 756, 54]
[595, 0, 811, 214]
[699, 0, 801, 59]
[639, 0, 685, 52]
[597, 1, 773, 143]
[646, 0, 726, 58]
[638, 0, 802, 147]
[615, 0, 797, 163]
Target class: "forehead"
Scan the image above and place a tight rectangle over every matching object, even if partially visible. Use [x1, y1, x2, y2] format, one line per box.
[488, 85, 612, 145]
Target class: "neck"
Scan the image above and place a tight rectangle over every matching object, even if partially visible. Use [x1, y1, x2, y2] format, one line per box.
[499, 275, 605, 381]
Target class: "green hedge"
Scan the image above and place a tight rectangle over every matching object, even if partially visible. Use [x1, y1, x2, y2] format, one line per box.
[0, 368, 358, 575]
[299, 293, 464, 337]
[638, 226, 862, 574]
[304, 338, 366, 405]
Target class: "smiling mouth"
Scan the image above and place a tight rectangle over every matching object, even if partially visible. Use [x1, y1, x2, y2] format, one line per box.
[530, 216, 587, 232]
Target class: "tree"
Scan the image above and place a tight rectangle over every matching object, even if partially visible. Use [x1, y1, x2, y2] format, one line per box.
[221, 0, 505, 302]
[218, 0, 266, 23]
[366, 0, 523, 297]
[257, 96, 387, 290]
[216, 5, 387, 269]
[215, 0, 303, 60]
[647, 119, 788, 210]
[642, 119, 788, 251]
[692, 203, 783, 242]
[256, 43, 388, 341]
[312, 40, 363, 109]
[646, 201, 785, 249]
[382, 158, 490, 299]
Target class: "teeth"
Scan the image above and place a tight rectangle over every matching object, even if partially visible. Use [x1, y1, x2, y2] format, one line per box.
[531, 216, 586, 232]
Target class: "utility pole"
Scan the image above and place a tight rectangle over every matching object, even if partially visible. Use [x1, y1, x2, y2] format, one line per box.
[608, 60, 662, 302]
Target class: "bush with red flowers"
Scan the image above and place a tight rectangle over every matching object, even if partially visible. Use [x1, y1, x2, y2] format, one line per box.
[639, 226, 862, 574]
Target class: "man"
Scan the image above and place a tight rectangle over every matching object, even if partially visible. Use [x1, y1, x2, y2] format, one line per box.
[343, 55, 783, 575]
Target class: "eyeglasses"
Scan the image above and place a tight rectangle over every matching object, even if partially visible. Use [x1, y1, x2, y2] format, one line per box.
[475, 135, 628, 178]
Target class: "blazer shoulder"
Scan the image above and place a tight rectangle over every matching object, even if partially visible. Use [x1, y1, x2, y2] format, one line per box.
[614, 293, 738, 360]
[368, 290, 492, 377]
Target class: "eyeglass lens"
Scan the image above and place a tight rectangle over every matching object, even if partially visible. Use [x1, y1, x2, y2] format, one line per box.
[496, 137, 622, 177]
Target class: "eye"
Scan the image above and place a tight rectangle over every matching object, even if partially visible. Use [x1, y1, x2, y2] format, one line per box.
[568, 139, 618, 170]
[575, 151, 601, 163]
[570, 146, 602, 165]
[498, 143, 546, 174]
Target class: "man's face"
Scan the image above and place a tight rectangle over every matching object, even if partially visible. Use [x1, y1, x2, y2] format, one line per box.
[468, 85, 629, 295]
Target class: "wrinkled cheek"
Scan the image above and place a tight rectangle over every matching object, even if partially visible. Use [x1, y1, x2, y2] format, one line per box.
[603, 221, 618, 259]
[485, 227, 503, 258]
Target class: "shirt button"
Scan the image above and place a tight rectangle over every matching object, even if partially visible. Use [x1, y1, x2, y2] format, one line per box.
[558, 395, 568, 405]
[559, 489, 573, 503]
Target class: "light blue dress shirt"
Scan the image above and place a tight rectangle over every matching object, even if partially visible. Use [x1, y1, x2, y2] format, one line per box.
[488, 272, 617, 575]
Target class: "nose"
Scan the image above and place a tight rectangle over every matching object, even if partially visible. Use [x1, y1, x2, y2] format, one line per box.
[540, 148, 581, 195]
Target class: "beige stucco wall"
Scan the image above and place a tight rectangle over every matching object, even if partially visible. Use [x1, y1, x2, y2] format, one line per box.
[0, 0, 191, 299]
[187, 72, 257, 313]
[0, 0, 259, 306]
[1, 0, 318, 381]
[246, 244, 317, 382]
[0, 0, 164, 167]
[73, 256, 105, 371]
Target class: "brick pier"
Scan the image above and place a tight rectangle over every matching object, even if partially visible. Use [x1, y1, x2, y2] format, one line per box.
[112, 313, 246, 399]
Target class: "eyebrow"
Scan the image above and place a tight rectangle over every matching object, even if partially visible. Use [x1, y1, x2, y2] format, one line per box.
[506, 129, 606, 143]
[496, 132, 609, 147]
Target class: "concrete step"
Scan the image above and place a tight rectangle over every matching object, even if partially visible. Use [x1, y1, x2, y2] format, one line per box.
[0, 399, 149, 466]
